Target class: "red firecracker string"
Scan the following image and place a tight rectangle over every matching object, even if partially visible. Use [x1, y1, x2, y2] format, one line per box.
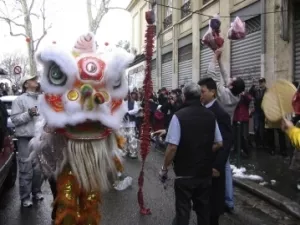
[137, 11, 155, 216]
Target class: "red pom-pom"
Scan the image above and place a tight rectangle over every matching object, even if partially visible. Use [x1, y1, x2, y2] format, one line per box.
[52, 41, 56, 44]
[25, 37, 31, 43]
[104, 42, 109, 46]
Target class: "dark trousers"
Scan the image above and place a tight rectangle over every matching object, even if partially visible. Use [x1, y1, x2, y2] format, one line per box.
[265, 129, 287, 153]
[210, 216, 219, 225]
[253, 112, 265, 147]
[174, 177, 211, 225]
[233, 121, 249, 154]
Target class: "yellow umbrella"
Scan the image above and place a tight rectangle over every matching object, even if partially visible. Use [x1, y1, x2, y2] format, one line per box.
[262, 79, 296, 122]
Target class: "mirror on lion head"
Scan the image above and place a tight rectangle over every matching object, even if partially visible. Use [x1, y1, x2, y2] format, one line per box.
[36, 33, 134, 138]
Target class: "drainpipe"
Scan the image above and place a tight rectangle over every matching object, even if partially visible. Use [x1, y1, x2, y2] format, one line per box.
[261, 0, 266, 78]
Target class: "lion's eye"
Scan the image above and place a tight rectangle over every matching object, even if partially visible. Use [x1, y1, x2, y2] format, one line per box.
[48, 63, 67, 86]
[113, 78, 121, 89]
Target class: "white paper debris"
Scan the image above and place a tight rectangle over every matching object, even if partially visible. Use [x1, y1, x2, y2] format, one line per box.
[259, 181, 268, 186]
[231, 164, 263, 181]
[270, 180, 276, 185]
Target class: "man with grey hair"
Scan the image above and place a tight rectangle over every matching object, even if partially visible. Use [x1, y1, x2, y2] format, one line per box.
[159, 82, 223, 225]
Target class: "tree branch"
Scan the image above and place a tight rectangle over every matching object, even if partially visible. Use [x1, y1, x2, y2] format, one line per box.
[35, 23, 51, 51]
[29, 0, 35, 13]
[0, 16, 25, 28]
[5, 20, 26, 37]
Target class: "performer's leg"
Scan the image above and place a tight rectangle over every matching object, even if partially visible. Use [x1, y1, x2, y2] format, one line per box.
[79, 191, 101, 225]
[54, 165, 81, 225]
[112, 156, 132, 191]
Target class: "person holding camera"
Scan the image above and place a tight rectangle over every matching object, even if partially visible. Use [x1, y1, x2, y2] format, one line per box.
[11, 74, 44, 208]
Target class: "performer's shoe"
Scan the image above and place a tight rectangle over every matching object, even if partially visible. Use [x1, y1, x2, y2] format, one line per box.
[128, 153, 138, 159]
[22, 199, 33, 208]
[33, 192, 44, 201]
[113, 176, 133, 191]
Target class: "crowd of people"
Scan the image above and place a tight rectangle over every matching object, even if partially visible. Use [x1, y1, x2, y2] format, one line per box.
[0, 82, 22, 96]
[122, 48, 300, 225]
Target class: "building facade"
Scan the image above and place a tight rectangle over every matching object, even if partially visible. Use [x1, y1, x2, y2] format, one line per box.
[126, 0, 157, 91]
[127, 0, 299, 92]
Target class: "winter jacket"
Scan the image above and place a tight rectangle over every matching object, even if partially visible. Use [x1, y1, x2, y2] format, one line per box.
[11, 92, 39, 137]
[233, 93, 252, 122]
[207, 58, 239, 121]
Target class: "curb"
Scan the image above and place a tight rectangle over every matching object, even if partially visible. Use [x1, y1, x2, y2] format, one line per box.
[233, 178, 300, 220]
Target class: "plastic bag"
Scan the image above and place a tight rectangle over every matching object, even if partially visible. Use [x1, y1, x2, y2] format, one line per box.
[201, 14, 224, 51]
[210, 14, 221, 32]
[228, 16, 246, 40]
[201, 27, 224, 51]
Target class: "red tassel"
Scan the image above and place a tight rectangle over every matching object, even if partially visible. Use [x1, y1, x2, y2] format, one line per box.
[137, 11, 155, 216]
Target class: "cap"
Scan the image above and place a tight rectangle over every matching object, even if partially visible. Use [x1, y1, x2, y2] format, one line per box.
[21, 74, 38, 86]
[259, 77, 266, 83]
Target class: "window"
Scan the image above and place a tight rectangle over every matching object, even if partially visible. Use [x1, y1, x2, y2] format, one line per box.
[165, 0, 173, 16]
[181, 0, 191, 19]
[164, 0, 172, 29]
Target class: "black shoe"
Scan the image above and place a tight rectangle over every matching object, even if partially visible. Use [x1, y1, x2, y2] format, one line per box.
[225, 205, 234, 214]
[280, 151, 288, 157]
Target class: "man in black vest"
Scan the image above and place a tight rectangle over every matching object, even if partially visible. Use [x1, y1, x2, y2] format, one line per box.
[198, 77, 233, 225]
[159, 82, 223, 225]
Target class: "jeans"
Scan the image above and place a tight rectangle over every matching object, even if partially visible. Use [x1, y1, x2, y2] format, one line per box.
[17, 137, 43, 201]
[173, 177, 211, 225]
[225, 160, 234, 208]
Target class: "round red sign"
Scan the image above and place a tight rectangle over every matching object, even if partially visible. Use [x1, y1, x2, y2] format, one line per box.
[13, 66, 22, 75]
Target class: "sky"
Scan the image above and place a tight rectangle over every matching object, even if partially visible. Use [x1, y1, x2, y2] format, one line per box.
[0, 0, 132, 55]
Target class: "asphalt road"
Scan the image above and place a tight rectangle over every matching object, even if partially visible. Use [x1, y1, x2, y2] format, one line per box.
[0, 147, 298, 225]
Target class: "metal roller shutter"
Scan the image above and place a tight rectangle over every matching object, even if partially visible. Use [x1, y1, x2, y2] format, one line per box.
[178, 44, 192, 86]
[161, 52, 173, 90]
[200, 26, 220, 80]
[231, 16, 261, 89]
[151, 59, 157, 92]
[294, 4, 300, 82]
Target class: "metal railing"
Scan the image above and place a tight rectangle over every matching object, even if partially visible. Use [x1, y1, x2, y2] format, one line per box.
[181, 1, 191, 19]
[163, 14, 172, 29]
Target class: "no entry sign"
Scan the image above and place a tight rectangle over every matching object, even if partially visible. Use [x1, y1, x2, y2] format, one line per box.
[13, 66, 22, 75]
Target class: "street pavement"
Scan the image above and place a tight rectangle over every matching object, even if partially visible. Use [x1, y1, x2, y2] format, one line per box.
[231, 148, 300, 204]
[0, 146, 299, 225]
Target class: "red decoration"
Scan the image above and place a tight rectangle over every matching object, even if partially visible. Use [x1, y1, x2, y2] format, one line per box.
[25, 37, 31, 43]
[137, 11, 155, 216]
[145, 10, 155, 25]
[104, 42, 109, 46]
[53, 41, 57, 44]
[45, 94, 64, 112]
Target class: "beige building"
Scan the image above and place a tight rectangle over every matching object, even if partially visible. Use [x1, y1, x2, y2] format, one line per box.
[127, 0, 300, 91]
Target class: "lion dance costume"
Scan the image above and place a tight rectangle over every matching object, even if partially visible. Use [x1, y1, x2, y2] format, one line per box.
[29, 33, 134, 225]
